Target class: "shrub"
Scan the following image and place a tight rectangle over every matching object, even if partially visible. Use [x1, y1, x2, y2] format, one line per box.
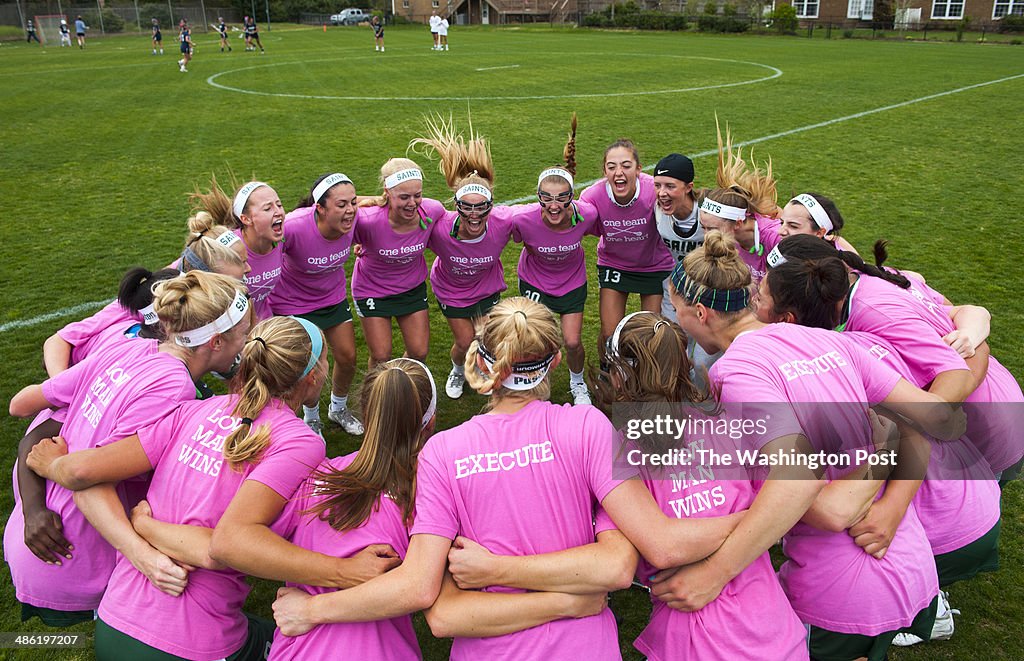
[843, 28, 855, 37]
[1011, 38, 1022, 44]
[769, 4, 797, 32]
[84, 9, 125, 33]
[999, 15, 1024, 33]
[704, 0, 718, 14]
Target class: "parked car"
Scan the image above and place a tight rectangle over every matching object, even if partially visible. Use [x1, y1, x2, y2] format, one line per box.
[330, 8, 371, 25]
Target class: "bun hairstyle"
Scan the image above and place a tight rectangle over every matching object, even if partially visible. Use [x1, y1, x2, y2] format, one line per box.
[594, 313, 702, 413]
[117, 267, 181, 315]
[465, 297, 562, 403]
[181, 211, 247, 274]
[305, 358, 434, 531]
[766, 258, 850, 329]
[776, 234, 910, 289]
[409, 114, 496, 194]
[682, 230, 752, 293]
[151, 270, 247, 336]
[189, 175, 239, 229]
[715, 118, 778, 218]
[223, 316, 323, 467]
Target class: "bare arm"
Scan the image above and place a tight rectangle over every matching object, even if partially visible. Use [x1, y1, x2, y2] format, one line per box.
[273, 533, 452, 636]
[881, 378, 967, 441]
[42, 334, 73, 377]
[74, 485, 190, 596]
[9, 384, 52, 418]
[944, 305, 991, 358]
[131, 501, 224, 571]
[210, 480, 400, 588]
[425, 572, 606, 638]
[27, 434, 151, 491]
[15, 418, 74, 564]
[600, 479, 746, 571]
[446, 529, 638, 594]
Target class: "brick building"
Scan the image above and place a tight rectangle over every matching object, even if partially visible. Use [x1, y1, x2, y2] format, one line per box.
[394, 0, 577, 24]
[776, 0, 1022, 25]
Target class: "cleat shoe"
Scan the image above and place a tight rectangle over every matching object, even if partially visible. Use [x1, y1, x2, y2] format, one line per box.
[445, 368, 465, 399]
[328, 407, 364, 435]
[570, 382, 591, 406]
[306, 419, 325, 442]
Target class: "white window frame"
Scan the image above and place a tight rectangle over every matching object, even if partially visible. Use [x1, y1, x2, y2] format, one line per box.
[432, 0, 439, 6]
[793, 0, 819, 18]
[847, 0, 874, 18]
[931, 0, 965, 19]
[993, 0, 1024, 18]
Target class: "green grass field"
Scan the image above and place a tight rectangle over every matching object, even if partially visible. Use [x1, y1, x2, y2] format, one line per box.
[1, 23, 1023, 659]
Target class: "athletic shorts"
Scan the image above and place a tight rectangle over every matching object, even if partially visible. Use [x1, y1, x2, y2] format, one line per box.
[519, 278, 586, 315]
[354, 281, 428, 318]
[153, 31, 161, 40]
[808, 595, 938, 661]
[21, 602, 94, 627]
[76, 32, 85, 37]
[438, 291, 501, 319]
[180, 42, 190, 54]
[597, 265, 672, 295]
[935, 520, 1001, 587]
[295, 300, 354, 330]
[96, 613, 274, 661]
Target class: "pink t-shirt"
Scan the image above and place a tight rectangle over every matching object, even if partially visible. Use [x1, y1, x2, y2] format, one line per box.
[234, 229, 283, 321]
[511, 201, 598, 296]
[269, 453, 419, 661]
[350, 199, 446, 299]
[97, 396, 325, 659]
[739, 215, 781, 285]
[843, 331, 1001, 555]
[269, 206, 355, 315]
[848, 275, 1024, 472]
[631, 435, 807, 661]
[3, 341, 194, 612]
[412, 399, 623, 661]
[427, 208, 513, 308]
[711, 324, 937, 636]
[58, 300, 140, 366]
[580, 172, 674, 273]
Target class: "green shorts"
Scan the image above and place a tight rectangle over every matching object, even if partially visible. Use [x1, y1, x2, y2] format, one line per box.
[96, 613, 274, 661]
[354, 282, 428, 319]
[519, 278, 587, 315]
[20, 602, 94, 627]
[935, 519, 1001, 587]
[296, 299, 353, 329]
[808, 595, 938, 661]
[597, 265, 672, 295]
[439, 291, 501, 319]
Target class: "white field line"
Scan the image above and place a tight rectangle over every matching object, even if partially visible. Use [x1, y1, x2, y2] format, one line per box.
[476, 64, 521, 71]
[3, 72, 1022, 334]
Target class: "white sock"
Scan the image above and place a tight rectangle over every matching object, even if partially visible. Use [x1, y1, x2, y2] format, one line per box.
[330, 393, 348, 412]
[570, 370, 585, 386]
[452, 360, 465, 376]
[303, 405, 321, 422]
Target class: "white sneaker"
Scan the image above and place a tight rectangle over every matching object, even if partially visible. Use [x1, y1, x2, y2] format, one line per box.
[570, 382, 591, 406]
[305, 419, 325, 442]
[328, 407, 364, 435]
[180, 66, 187, 72]
[445, 368, 465, 399]
[891, 591, 959, 647]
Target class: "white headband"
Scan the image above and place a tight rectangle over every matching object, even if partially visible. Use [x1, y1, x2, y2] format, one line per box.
[766, 245, 787, 269]
[138, 303, 159, 326]
[385, 358, 437, 429]
[216, 231, 241, 250]
[174, 290, 249, 347]
[477, 344, 556, 392]
[608, 311, 655, 366]
[312, 173, 353, 204]
[455, 183, 492, 201]
[383, 168, 423, 189]
[538, 168, 574, 189]
[699, 197, 747, 222]
[791, 194, 833, 232]
[232, 182, 269, 219]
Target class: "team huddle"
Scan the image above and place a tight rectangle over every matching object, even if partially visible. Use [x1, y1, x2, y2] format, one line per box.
[6, 115, 1022, 660]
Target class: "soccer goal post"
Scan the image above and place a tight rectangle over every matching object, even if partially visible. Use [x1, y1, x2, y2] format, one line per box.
[35, 14, 68, 45]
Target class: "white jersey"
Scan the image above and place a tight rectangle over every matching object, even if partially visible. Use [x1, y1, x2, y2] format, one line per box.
[429, 15, 441, 32]
[655, 202, 703, 263]
[438, 18, 449, 35]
